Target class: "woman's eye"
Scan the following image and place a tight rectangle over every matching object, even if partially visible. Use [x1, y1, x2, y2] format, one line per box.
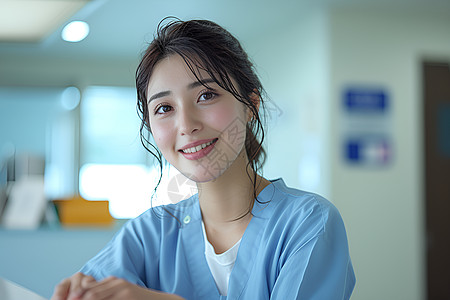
[155, 105, 172, 114]
[199, 91, 217, 102]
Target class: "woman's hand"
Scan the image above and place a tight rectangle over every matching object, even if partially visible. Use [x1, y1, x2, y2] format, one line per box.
[51, 273, 184, 300]
[51, 272, 96, 300]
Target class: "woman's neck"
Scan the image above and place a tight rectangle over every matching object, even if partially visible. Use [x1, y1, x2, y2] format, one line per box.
[196, 149, 270, 253]
[196, 149, 270, 227]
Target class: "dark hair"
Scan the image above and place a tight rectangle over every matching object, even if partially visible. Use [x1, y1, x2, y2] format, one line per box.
[136, 17, 267, 211]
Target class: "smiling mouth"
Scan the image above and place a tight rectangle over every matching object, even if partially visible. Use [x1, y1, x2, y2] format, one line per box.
[180, 138, 218, 154]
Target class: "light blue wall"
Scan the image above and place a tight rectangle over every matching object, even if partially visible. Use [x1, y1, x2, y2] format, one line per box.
[0, 87, 64, 157]
[328, 6, 450, 300]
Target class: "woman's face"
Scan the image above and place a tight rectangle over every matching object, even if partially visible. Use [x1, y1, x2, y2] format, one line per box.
[147, 55, 251, 182]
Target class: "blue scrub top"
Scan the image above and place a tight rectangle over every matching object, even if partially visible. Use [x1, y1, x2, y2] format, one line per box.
[81, 178, 356, 299]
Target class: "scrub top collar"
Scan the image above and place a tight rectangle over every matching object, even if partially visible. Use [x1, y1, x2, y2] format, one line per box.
[180, 177, 285, 226]
[179, 178, 285, 298]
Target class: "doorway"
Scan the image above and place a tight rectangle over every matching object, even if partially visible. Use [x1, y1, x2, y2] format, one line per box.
[423, 61, 450, 299]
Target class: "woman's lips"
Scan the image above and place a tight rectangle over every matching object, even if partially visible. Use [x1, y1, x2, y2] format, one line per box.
[179, 138, 218, 160]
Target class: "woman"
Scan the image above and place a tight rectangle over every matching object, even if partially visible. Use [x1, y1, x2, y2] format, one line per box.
[52, 18, 355, 300]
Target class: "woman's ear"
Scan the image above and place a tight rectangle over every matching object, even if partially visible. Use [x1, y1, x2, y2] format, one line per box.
[247, 91, 260, 122]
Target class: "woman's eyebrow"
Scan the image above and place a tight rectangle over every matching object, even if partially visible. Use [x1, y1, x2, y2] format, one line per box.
[148, 79, 217, 103]
[148, 90, 171, 103]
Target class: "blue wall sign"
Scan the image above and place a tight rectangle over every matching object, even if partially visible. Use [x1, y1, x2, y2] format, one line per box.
[345, 136, 391, 165]
[341, 87, 393, 167]
[344, 89, 388, 113]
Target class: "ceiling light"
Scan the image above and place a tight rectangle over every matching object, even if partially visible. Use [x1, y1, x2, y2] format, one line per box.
[61, 21, 89, 42]
[0, 0, 88, 43]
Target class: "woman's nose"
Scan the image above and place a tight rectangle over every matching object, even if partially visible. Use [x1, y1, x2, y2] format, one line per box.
[178, 106, 202, 136]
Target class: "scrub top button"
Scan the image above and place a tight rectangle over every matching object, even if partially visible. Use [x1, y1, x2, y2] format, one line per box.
[183, 215, 191, 224]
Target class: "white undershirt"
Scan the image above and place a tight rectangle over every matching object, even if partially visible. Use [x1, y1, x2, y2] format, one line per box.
[201, 221, 241, 296]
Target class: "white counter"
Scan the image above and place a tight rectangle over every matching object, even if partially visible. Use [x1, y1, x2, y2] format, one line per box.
[0, 277, 47, 300]
[0, 226, 121, 299]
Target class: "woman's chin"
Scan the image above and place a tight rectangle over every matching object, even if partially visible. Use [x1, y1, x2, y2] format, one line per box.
[178, 169, 224, 184]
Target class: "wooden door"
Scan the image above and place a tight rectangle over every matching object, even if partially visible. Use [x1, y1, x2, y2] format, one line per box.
[423, 61, 450, 299]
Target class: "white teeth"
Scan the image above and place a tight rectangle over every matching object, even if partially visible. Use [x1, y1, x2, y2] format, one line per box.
[183, 140, 215, 154]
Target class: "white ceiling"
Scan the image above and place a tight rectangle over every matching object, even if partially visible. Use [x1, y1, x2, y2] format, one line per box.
[0, 0, 88, 42]
[0, 0, 449, 62]
[1, 0, 307, 61]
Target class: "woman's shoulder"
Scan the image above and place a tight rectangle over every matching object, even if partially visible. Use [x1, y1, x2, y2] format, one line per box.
[257, 178, 349, 255]
[261, 178, 344, 235]
[262, 178, 336, 211]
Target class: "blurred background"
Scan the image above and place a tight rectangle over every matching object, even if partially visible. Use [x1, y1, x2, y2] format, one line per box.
[1, 0, 450, 299]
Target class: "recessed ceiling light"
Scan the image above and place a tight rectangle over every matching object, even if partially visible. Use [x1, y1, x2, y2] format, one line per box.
[0, 0, 89, 43]
[61, 21, 89, 42]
